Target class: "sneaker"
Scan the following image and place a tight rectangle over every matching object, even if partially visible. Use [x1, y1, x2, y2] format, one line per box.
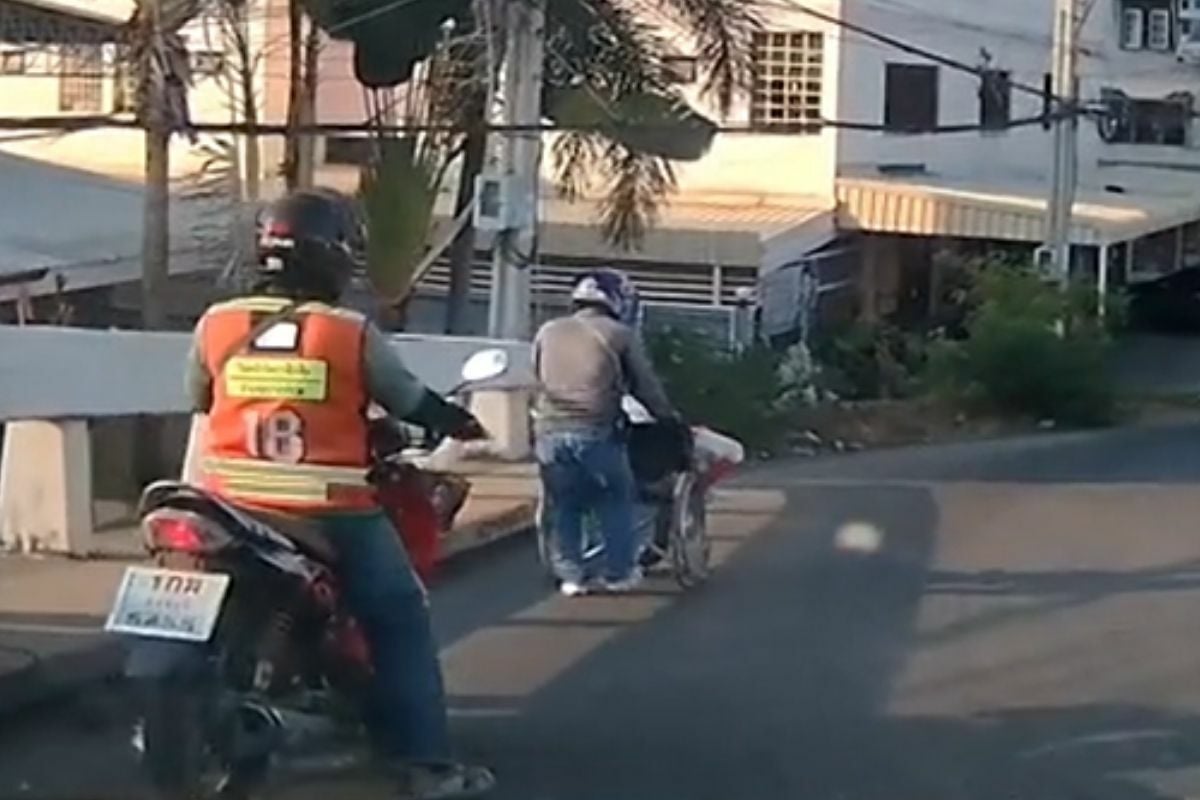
[602, 569, 643, 593]
[559, 579, 589, 597]
[392, 762, 495, 800]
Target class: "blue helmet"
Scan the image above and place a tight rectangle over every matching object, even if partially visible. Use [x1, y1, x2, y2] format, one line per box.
[571, 268, 640, 325]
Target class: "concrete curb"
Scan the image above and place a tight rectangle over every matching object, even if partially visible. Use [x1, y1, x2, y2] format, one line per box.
[0, 504, 535, 720]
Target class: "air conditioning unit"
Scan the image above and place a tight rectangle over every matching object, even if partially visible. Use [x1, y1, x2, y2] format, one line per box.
[1123, 7, 1146, 49]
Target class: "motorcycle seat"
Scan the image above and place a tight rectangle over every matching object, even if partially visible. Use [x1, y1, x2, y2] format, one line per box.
[243, 509, 340, 565]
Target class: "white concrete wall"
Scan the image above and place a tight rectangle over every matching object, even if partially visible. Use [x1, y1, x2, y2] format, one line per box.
[0, 325, 533, 421]
[834, 0, 1200, 189]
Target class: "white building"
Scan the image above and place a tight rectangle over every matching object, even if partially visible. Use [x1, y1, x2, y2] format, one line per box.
[621, 0, 1200, 330]
[5, 0, 1198, 335]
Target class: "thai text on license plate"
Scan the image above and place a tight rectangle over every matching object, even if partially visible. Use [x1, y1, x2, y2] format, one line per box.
[105, 566, 230, 642]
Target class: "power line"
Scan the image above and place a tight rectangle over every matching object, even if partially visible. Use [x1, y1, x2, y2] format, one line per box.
[0, 106, 1077, 136]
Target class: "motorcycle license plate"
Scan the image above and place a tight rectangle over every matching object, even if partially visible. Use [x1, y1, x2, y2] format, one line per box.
[105, 566, 230, 642]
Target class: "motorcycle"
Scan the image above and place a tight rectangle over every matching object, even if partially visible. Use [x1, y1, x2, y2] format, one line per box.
[105, 348, 509, 800]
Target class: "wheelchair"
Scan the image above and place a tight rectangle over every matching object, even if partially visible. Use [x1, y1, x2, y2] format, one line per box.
[535, 419, 715, 589]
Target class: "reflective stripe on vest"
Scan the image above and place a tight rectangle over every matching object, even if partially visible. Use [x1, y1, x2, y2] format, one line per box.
[204, 457, 371, 505]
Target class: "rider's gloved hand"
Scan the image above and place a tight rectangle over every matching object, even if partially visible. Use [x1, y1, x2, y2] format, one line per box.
[411, 390, 487, 441]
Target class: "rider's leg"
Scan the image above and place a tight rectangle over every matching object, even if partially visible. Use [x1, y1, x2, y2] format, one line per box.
[323, 511, 451, 761]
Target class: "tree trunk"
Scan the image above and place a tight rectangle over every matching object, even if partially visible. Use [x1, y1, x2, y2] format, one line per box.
[239, 22, 260, 203]
[445, 126, 485, 334]
[138, 121, 170, 487]
[143, 125, 170, 331]
[297, 21, 320, 188]
[284, 0, 304, 191]
[284, 2, 319, 190]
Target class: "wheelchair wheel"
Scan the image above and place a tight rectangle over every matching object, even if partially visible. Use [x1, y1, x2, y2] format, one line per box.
[669, 472, 710, 588]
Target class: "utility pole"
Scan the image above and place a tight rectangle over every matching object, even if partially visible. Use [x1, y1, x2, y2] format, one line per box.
[487, 0, 545, 340]
[1044, 0, 1079, 289]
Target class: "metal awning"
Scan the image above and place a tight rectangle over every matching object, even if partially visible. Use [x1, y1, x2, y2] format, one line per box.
[428, 191, 837, 272]
[0, 0, 126, 44]
[836, 169, 1200, 247]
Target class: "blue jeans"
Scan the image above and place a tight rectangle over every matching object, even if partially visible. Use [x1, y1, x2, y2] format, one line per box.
[536, 429, 636, 583]
[322, 511, 451, 762]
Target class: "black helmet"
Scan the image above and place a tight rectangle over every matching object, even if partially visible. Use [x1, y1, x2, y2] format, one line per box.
[255, 188, 364, 302]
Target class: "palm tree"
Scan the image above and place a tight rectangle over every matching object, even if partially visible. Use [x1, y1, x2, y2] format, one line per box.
[128, 0, 201, 331]
[303, 0, 764, 331]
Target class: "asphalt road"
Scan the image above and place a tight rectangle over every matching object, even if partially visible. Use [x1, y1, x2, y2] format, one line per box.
[7, 423, 1200, 799]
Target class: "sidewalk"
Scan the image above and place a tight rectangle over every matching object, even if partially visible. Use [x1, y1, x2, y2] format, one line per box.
[0, 466, 538, 717]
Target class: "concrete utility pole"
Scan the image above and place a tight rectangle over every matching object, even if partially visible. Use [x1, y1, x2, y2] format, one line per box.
[1044, 0, 1080, 288]
[487, 0, 545, 341]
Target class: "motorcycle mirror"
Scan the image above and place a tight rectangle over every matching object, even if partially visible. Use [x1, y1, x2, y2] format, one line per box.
[459, 348, 508, 384]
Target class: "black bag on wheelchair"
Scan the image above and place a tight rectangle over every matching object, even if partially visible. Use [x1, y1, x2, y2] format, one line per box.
[626, 419, 693, 492]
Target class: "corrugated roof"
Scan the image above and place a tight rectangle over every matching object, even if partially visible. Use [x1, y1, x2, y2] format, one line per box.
[426, 191, 836, 269]
[3, 0, 131, 24]
[0, 152, 214, 300]
[836, 168, 1200, 246]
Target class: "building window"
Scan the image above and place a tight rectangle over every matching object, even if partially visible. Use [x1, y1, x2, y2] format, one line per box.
[324, 136, 373, 165]
[112, 50, 137, 114]
[1121, 0, 1173, 50]
[189, 50, 224, 77]
[884, 63, 939, 133]
[663, 55, 698, 84]
[978, 69, 1011, 131]
[0, 50, 27, 75]
[59, 45, 104, 113]
[1098, 87, 1192, 145]
[749, 31, 824, 132]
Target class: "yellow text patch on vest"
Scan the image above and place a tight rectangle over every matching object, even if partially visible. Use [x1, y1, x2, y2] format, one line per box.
[224, 356, 329, 401]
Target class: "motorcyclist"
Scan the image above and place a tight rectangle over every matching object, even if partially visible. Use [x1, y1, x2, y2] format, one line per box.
[184, 188, 494, 799]
[532, 268, 679, 596]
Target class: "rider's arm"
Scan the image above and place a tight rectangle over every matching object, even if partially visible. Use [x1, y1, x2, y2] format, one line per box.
[363, 323, 477, 435]
[621, 331, 677, 421]
[185, 320, 213, 413]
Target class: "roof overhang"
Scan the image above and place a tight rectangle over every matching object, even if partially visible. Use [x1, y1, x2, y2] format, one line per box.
[0, 0, 126, 45]
[428, 191, 837, 272]
[836, 169, 1200, 247]
[1, 0, 128, 26]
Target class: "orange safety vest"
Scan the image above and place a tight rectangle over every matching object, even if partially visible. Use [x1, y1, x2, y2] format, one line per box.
[198, 296, 377, 513]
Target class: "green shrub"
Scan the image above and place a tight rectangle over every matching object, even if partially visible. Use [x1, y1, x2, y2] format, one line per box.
[644, 328, 789, 452]
[811, 322, 928, 400]
[927, 266, 1116, 425]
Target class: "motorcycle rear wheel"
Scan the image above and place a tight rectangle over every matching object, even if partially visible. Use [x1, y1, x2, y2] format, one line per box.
[140, 677, 254, 800]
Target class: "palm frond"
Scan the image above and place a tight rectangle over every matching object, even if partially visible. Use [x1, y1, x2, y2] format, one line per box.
[653, 0, 762, 114]
[595, 142, 676, 251]
[547, 0, 668, 94]
[359, 137, 442, 299]
[550, 130, 607, 201]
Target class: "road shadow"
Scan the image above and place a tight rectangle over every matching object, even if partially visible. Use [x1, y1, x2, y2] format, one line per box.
[455, 484, 942, 799]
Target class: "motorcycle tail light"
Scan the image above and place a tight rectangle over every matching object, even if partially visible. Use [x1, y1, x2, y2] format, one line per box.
[143, 509, 233, 554]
